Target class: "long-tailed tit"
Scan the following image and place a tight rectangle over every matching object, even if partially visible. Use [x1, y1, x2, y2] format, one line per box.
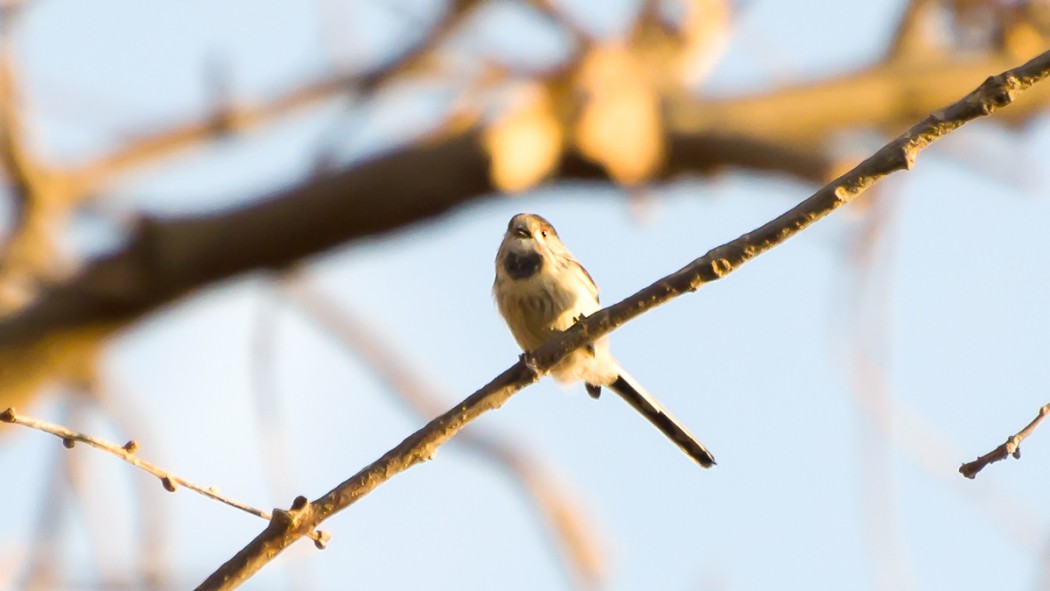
[493, 213, 715, 468]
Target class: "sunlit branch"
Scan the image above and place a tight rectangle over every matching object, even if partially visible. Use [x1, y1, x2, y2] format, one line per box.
[280, 274, 607, 588]
[195, 49, 1050, 591]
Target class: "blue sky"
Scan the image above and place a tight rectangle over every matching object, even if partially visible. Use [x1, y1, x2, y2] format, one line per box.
[1, 1, 1049, 590]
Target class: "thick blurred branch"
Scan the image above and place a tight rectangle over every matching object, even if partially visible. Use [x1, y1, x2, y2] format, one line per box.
[668, 54, 1050, 145]
[0, 0, 1046, 320]
[0, 131, 489, 401]
[1, 26, 1048, 417]
[31, 49, 1050, 226]
[0, 0, 483, 320]
[959, 402, 1050, 479]
[2, 32, 1046, 349]
[0, 125, 833, 413]
[194, 50, 1050, 591]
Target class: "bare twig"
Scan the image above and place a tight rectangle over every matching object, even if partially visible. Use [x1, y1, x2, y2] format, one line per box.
[959, 403, 1050, 479]
[0, 407, 331, 548]
[195, 50, 1050, 591]
[852, 350, 1044, 545]
[841, 194, 1044, 542]
[72, 1, 483, 192]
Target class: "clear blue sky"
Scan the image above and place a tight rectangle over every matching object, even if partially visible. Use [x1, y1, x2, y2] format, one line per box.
[1, 1, 1048, 590]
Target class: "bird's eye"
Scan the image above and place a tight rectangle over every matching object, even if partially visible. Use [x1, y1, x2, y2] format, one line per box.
[540, 230, 548, 238]
[514, 227, 531, 239]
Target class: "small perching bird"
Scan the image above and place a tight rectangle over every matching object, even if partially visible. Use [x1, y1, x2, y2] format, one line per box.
[493, 213, 716, 468]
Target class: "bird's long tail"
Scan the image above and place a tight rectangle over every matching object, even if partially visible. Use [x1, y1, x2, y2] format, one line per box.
[607, 371, 716, 468]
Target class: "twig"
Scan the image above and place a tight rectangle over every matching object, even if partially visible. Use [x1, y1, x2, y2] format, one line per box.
[0, 0, 483, 321]
[852, 349, 1044, 545]
[195, 50, 1050, 591]
[0, 407, 331, 549]
[842, 191, 1043, 543]
[959, 403, 1050, 479]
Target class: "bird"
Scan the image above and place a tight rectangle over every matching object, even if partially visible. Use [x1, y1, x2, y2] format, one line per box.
[493, 212, 716, 468]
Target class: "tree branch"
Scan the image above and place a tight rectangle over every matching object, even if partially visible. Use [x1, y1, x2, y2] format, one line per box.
[0, 407, 330, 548]
[0, 0, 483, 319]
[2, 5, 1046, 332]
[959, 402, 1050, 479]
[194, 49, 1050, 591]
[279, 274, 606, 588]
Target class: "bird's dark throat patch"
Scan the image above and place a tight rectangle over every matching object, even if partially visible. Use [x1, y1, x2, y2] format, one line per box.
[504, 251, 543, 279]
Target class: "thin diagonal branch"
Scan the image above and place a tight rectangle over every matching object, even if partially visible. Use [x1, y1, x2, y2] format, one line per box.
[279, 273, 606, 588]
[0, 407, 331, 548]
[959, 402, 1050, 479]
[195, 49, 1050, 591]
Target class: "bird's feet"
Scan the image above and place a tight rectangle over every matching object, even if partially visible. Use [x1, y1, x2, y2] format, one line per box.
[520, 351, 541, 375]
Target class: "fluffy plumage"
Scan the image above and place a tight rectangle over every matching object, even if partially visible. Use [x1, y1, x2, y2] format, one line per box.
[493, 213, 716, 468]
